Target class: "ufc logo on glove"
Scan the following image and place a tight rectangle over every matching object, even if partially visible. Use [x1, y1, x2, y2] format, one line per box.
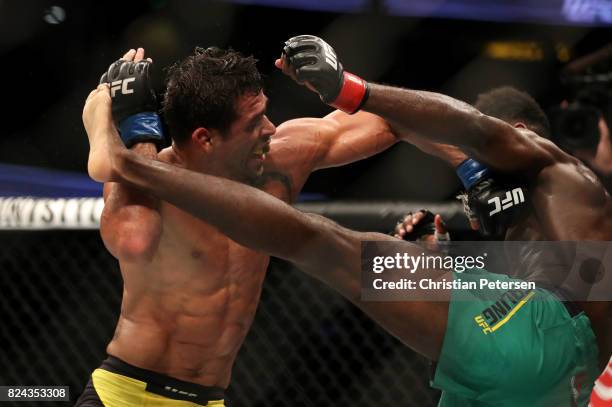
[321, 43, 338, 70]
[488, 188, 525, 216]
[110, 78, 135, 97]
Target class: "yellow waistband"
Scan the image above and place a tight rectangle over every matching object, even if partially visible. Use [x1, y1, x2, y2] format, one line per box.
[91, 369, 225, 407]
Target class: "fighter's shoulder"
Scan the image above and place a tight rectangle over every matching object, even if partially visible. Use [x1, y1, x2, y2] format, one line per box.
[535, 156, 610, 205]
[519, 128, 571, 161]
[272, 117, 334, 144]
[157, 146, 185, 166]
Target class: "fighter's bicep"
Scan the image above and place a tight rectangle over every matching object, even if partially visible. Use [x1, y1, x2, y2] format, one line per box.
[313, 111, 396, 170]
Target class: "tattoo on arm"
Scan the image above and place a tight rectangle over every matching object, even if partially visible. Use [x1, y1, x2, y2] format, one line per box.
[256, 171, 294, 201]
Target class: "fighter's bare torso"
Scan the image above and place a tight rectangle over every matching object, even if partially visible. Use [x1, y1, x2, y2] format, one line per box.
[106, 125, 309, 388]
[107, 204, 270, 387]
[504, 136, 612, 368]
[102, 108, 395, 387]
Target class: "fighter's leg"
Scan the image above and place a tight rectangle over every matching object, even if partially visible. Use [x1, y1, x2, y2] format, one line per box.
[297, 225, 451, 360]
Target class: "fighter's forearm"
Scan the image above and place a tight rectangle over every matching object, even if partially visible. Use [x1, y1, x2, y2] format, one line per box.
[101, 142, 162, 261]
[103, 142, 159, 206]
[402, 133, 468, 167]
[363, 84, 491, 152]
[113, 149, 331, 264]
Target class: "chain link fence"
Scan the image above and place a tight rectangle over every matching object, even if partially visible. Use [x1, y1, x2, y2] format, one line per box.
[0, 231, 438, 406]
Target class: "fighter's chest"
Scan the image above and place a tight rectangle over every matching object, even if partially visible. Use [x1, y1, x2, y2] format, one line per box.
[159, 203, 269, 273]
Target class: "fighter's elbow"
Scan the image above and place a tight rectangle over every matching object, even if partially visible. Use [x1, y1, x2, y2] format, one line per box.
[115, 235, 158, 263]
[101, 212, 162, 263]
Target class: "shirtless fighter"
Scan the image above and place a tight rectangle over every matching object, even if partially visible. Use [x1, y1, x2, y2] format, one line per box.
[83, 37, 611, 406]
[75, 47, 397, 406]
[269, 35, 612, 405]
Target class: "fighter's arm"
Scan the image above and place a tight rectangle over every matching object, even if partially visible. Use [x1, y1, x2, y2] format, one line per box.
[380, 88, 612, 239]
[363, 85, 612, 240]
[278, 35, 560, 176]
[399, 132, 468, 168]
[100, 144, 162, 263]
[363, 85, 561, 174]
[305, 109, 397, 170]
[98, 48, 162, 262]
[263, 109, 396, 203]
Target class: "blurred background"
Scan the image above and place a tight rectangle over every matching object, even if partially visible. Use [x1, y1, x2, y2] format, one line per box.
[0, 0, 611, 405]
[1, 0, 610, 200]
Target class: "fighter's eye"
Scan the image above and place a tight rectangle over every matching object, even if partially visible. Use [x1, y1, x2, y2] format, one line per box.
[246, 115, 264, 132]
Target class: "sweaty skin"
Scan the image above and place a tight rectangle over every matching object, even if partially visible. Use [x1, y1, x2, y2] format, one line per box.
[361, 83, 612, 368]
[85, 74, 612, 375]
[86, 53, 398, 387]
[84, 84, 453, 363]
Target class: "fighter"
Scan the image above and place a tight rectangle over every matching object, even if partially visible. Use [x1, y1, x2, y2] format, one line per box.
[82, 35, 611, 406]
[76, 47, 398, 406]
[281, 34, 612, 405]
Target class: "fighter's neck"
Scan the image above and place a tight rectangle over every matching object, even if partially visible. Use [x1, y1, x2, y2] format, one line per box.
[162, 147, 257, 186]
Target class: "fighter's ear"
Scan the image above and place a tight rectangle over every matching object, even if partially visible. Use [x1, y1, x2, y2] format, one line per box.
[514, 122, 527, 129]
[192, 127, 214, 151]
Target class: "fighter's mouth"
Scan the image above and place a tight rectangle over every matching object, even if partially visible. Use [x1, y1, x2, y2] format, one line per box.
[252, 144, 270, 159]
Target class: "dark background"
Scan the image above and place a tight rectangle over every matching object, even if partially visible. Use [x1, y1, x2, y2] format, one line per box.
[1, 0, 610, 201]
[0, 2, 610, 405]
[0, 231, 437, 406]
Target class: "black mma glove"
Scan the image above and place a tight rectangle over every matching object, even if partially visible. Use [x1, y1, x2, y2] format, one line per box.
[100, 59, 164, 148]
[398, 210, 437, 241]
[457, 159, 529, 237]
[282, 35, 369, 114]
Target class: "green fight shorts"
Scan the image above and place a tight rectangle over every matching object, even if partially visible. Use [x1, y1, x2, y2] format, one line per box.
[431, 268, 599, 406]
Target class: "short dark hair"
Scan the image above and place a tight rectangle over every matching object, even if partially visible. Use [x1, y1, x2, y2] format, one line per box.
[474, 86, 551, 138]
[162, 46, 263, 144]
